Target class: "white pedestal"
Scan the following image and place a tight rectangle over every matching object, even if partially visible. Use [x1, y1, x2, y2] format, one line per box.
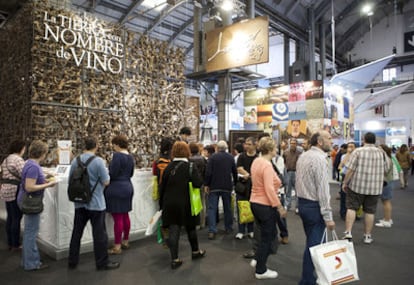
[0, 170, 158, 259]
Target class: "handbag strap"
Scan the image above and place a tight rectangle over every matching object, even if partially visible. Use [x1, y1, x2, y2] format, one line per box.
[5, 158, 21, 180]
[189, 162, 193, 182]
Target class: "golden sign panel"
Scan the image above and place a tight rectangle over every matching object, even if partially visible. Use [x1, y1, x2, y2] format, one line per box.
[205, 16, 269, 73]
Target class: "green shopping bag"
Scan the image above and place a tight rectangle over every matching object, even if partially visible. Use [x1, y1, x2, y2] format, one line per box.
[156, 220, 163, 244]
[189, 181, 203, 216]
[237, 200, 254, 224]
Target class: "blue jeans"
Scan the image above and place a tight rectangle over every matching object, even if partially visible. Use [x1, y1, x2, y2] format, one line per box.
[236, 194, 253, 234]
[285, 171, 296, 209]
[5, 199, 23, 248]
[208, 191, 232, 233]
[250, 203, 277, 274]
[22, 213, 41, 270]
[298, 198, 325, 285]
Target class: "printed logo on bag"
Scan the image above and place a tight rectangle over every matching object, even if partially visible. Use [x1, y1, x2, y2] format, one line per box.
[323, 247, 356, 285]
[335, 256, 342, 269]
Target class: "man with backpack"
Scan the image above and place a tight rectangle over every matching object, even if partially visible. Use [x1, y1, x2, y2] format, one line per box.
[67, 137, 120, 271]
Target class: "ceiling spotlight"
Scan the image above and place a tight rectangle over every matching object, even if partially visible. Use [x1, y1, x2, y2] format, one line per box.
[221, 0, 233, 11]
[362, 3, 374, 16]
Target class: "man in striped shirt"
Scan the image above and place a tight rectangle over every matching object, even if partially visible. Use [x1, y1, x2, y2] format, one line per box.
[296, 131, 335, 285]
[342, 132, 391, 244]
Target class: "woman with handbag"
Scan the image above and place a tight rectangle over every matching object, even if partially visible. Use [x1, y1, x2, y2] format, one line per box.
[249, 137, 286, 279]
[0, 140, 26, 251]
[159, 141, 206, 269]
[17, 140, 57, 271]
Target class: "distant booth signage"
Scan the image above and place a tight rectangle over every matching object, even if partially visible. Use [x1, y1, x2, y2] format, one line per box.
[404, 31, 414, 52]
[205, 16, 269, 73]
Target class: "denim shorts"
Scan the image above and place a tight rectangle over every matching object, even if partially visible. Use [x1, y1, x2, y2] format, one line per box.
[381, 181, 394, 200]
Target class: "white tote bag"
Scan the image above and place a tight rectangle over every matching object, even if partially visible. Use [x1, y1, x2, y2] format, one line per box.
[145, 210, 162, 236]
[310, 230, 359, 285]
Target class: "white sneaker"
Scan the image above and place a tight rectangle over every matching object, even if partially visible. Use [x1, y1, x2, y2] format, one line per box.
[235, 233, 244, 240]
[363, 234, 373, 244]
[250, 259, 257, 268]
[255, 269, 278, 279]
[375, 220, 392, 228]
[247, 232, 254, 239]
[379, 219, 393, 225]
[342, 232, 353, 240]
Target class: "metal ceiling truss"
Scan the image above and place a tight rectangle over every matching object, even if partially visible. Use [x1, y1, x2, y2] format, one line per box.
[120, 0, 145, 24]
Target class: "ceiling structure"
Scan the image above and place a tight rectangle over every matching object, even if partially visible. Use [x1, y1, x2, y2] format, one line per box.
[0, 0, 408, 82]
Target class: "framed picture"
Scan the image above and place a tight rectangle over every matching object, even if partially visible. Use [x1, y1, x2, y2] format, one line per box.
[229, 130, 264, 154]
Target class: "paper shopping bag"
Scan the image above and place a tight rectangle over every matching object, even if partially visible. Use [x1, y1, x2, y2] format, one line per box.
[310, 230, 359, 285]
[145, 210, 162, 236]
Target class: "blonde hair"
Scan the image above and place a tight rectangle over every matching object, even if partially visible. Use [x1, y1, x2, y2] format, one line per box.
[257, 137, 275, 155]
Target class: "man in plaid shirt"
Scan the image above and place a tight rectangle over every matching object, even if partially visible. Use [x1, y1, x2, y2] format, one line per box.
[342, 132, 391, 244]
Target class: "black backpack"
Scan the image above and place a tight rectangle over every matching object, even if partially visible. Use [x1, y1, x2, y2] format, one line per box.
[68, 156, 98, 203]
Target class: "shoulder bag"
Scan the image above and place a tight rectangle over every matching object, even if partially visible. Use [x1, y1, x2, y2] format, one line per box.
[21, 192, 44, 214]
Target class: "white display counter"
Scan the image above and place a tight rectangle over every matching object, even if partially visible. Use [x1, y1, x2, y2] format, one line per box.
[0, 169, 158, 260]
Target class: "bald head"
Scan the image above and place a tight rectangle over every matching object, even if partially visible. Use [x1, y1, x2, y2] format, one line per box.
[310, 130, 332, 153]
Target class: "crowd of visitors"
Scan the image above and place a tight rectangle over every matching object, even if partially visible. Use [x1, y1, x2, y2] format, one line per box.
[0, 127, 411, 282]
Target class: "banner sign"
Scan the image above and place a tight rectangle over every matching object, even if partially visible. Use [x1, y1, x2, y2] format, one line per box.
[205, 16, 269, 73]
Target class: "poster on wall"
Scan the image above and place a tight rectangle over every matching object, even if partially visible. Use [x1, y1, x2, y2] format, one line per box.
[272, 103, 289, 121]
[269, 85, 289, 103]
[257, 104, 273, 123]
[289, 82, 306, 102]
[288, 101, 306, 120]
[306, 98, 324, 119]
[304, 81, 324, 100]
[200, 93, 218, 143]
[281, 119, 311, 142]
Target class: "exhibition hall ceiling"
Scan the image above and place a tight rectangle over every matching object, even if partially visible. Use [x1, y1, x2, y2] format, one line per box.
[0, 0, 403, 74]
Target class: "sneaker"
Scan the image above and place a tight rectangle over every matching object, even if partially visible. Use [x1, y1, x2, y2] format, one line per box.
[295, 208, 299, 214]
[235, 233, 244, 240]
[375, 220, 392, 228]
[379, 219, 393, 225]
[247, 232, 254, 239]
[255, 269, 279, 279]
[250, 259, 257, 268]
[342, 232, 352, 241]
[363, 234, 373, 244]
[208, 232, 216, 240]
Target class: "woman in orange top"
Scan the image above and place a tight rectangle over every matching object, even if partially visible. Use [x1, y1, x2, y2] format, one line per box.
[250, 137, 286, 280]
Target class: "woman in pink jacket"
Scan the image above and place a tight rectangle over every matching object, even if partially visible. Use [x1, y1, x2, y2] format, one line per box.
[250, 137, 286, 280]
